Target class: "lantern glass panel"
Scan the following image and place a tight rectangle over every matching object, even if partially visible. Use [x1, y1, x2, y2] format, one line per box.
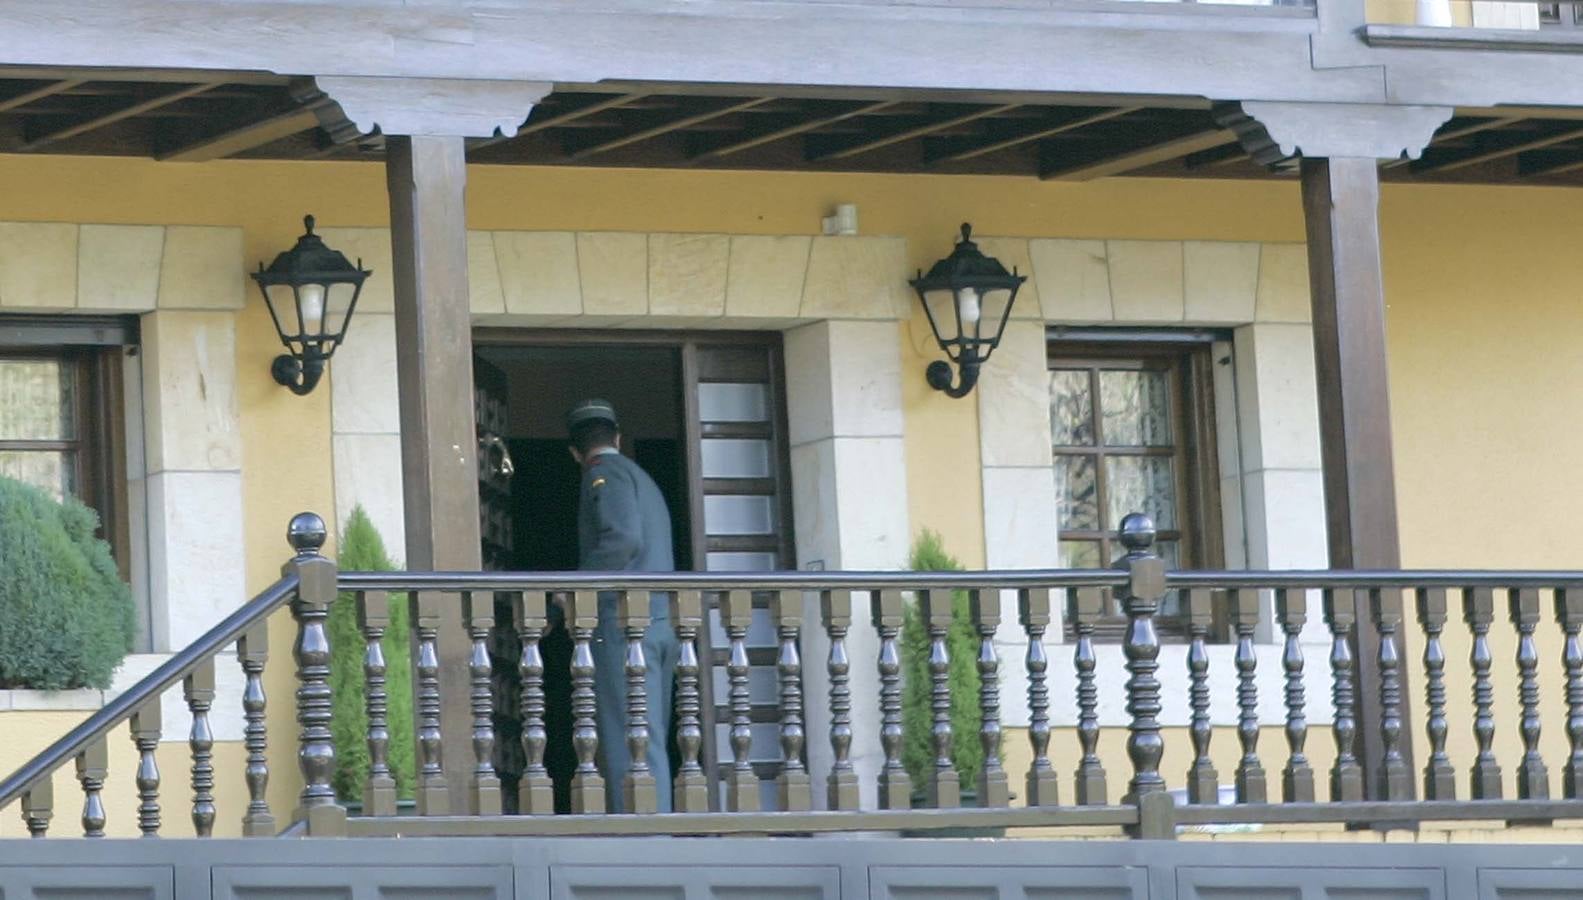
[262, 284, 297, 336]
[920, 287, 963, 348]
[296, 282, 327, 336]
[974, 286, 1015, 346]
[324, 281, 358, 338]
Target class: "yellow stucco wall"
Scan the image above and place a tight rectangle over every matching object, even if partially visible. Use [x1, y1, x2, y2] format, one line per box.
[1, 155, 1581, 834]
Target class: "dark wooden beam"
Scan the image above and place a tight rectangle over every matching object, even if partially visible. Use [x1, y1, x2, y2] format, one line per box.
[1381, 117, 1517, 169]
[157, 101, 327, 162]
[690, 99, 900, 160]
[1039, 126, 1234, 181]
[1299, 156, 1414, 801]
[386, 134, 484, 817]
[924, 106, 1137, 164]
[1182, 141, 1249, 169]
[0, 79, 84, 114]
[564, 96, 772, 160]
[1515, 147, 1583, 178]
[1411, 122, 1583, 173]
[18, 82, 216, 151]
[469, 92, 647, 153]
[806, 104, 1019, 162]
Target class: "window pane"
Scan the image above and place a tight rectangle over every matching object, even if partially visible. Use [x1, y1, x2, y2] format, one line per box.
[706, 551, 778, 572]
[700, 438, 770, 478]
[1049, 369, 1094, 446]
[704, 494, 774, 535]
[1099, 369, 1170, 447]
[0, 450, 72, 501]
[0, 359, 72, 440]
[1060, 539, 1102, 569]
[698, 383, 769, 423]
[1054, 455, 1099, 531]
[1106, 455, 1177, 530]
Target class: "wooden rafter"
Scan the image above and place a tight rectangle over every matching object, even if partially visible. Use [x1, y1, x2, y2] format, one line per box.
[1515, 148, 1583, 178]
[690, 100, 900, 160]
[471, 92, 647, 153]
[19, 82, 216, 152]
[806, 104, 1020, 162]
[0, 79, 83, 114]
[1411, 122, 1583, 173]
[1183, 142, 1248, 169]
[158, 99, 330, 162]
[925, 106, 1137, 164]
[1382, 116, 1520, 169]
[564, 96, 772, 160]
[1040, 126, 1236, 181]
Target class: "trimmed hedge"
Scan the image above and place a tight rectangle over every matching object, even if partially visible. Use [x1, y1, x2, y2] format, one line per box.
[900, 530, 986, 794]
[328, 506, 416, 803]
[0, 475, 135, 690]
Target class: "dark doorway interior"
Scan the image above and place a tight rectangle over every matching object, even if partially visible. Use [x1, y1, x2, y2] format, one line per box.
[475, 343, 691, 813]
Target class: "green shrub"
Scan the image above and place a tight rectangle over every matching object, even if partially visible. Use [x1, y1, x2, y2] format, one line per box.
[328, 506, 415, 803]
[901, 530, 987, 795]
[0, 476, 135, 690]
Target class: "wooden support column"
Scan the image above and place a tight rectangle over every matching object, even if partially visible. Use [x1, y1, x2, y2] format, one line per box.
[1300, 156, 1415, 799]
[387, 134, 480, 814]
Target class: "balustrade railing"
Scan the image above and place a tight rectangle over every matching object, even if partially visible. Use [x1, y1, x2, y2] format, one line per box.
[6, 510, 1583, 839]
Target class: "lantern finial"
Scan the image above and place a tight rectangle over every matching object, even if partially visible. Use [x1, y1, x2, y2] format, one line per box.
[959, 222, 972, 243]
[303, 214, 316, 236]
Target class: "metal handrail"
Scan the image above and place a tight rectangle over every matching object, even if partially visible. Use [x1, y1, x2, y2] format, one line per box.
[0, 574, 301, 810]
[337, 568, 1130, 592]
[1169, 569, 1583, 589]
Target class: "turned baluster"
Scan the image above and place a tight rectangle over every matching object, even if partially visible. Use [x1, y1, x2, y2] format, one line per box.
[1119, 515, 1167, 802]
[1323, 589, 1364, 802]
[463, 590, 502, 815]
[771, 590, 811, 812]
[411, 589, 449, 815]
[1465, 587, 1503, 799]
[287, 512, 345, 835]
[920, 588, 961, 808]
[1185, 589, 1218, 805]
[20, 779, 52, 838]
[874, 589, 911, 810]
[514, 591, 554, 815]
[1511, 588, 1549, 799]
[968, 590, 1009, 807]
[672, 591, 709, 813]
[1416, 588, 1455, 800]
[1557, 588, 1583, 799]
[722, 590, 759, 812]
[183, 660, 216, 836]
[76, 737, 108, 837]
[358, 591, 397, 817]
[1372, 588, 1412, 801]
[1230, 588, 1265, 804]
[823, 591, 859, 811]
[1277, 589, 1315, 804]
[1072, 586, 1107, 805]
[1018, 588, 1058, 807]
[130, 701, 162, 837]
[237, 624, 274, 836]
[567, 591, 606, 814]
[619, 591, 657, 814]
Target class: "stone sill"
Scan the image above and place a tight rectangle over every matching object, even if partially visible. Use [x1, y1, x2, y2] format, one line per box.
[0, 653, 175, 713]
[1362, 23, 1583, 52]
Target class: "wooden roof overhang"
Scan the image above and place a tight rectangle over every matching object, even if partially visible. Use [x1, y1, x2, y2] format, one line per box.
[5, 69, 1583, 185]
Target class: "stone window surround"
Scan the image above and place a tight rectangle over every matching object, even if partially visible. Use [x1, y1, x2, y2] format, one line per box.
[974, 236, 1335, 731]
[0, 220, 248, 743]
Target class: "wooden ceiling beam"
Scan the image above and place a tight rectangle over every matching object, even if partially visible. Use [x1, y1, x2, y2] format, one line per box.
[1514, 147, 1583, 178]
[806, 104, 1020, 162]
[1183, 141, 1249, 169]
[0, 79, 84, 114]
[158, 100, 330, 162]
[924, 106, 1137, 164]
[1382, 116, 1520, 169]
[18, 82, 217, 152]
[470, 92, 648, 153]
[1039, 127, 1236, 181]
[564, 96, 773, 160]
[690, 100, 900, 160]
[1411, 122, 1583, 173]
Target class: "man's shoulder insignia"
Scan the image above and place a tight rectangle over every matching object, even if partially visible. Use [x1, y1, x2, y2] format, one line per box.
[591, 477, 606, 489]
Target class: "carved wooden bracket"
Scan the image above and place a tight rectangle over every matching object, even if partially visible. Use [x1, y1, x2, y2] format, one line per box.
[311, 76, 553, 139]
[1214, 101, 1454, 167]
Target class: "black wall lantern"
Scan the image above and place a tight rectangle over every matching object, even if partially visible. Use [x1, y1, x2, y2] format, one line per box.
[910, 223, 1026, 399]
[252, 215, 371, 396]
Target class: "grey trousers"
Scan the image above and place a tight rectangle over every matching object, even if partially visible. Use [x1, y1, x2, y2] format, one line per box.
[592, 591, 679, 813]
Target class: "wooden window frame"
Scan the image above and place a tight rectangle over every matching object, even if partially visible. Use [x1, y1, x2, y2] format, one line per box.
[0, 316, 135, 577]
[1048, 329, 1226, 639]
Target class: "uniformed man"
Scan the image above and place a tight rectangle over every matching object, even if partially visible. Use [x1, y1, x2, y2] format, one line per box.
[567, 398, 679, 813]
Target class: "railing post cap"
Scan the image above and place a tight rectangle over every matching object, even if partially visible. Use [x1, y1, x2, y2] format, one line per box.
[1118, 513, 1156, 554]
[287, 512, 328, 555]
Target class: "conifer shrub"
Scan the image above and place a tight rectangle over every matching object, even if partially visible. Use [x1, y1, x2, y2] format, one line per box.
[0, 475, 135, 690]
[901, 530, 987, 796]
[328, 506, 415, 802]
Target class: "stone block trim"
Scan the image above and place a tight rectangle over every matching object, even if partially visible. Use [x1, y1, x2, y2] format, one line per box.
[0, 221, 246, 312]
